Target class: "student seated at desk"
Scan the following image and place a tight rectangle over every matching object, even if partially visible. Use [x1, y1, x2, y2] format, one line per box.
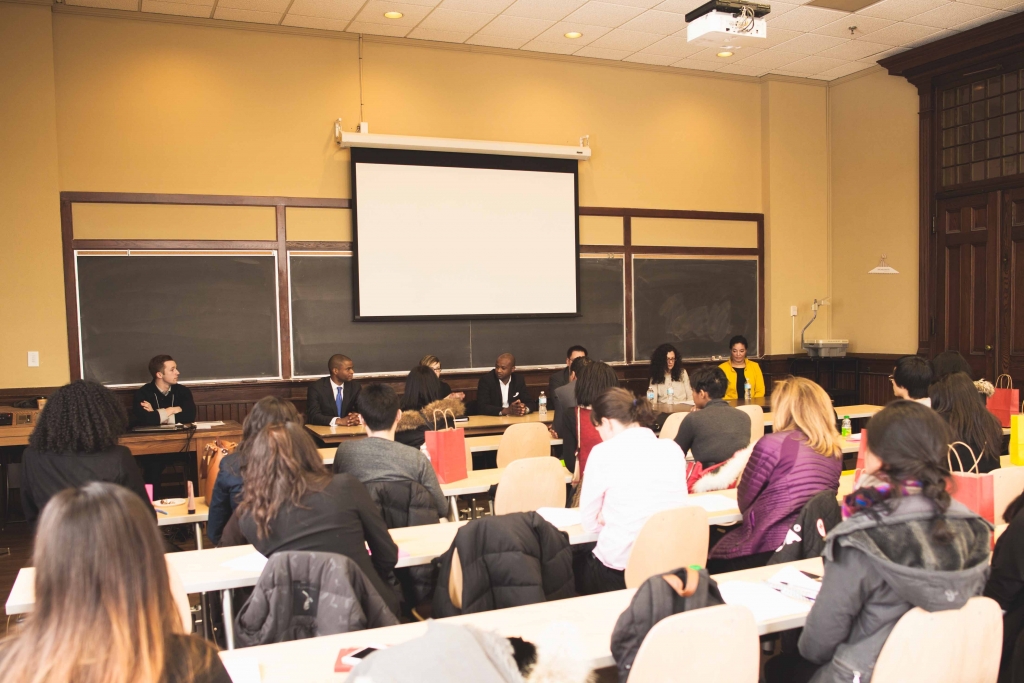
[930, 372, 1003, 474]
[420, 354, 464, 401]
[206, 396, 300, 545]
[395, 366, 466, 450]
[334, 383, 448, 518]
[305, 354, 361, 427]
[986, 485, 1024, 683]
[674, 365, 751, 466]
[647, 343, 692, 404]
[22, 380, 150, 524]
[476, 353, 538, 416]
[0, 483, 230, 683]
[236, 422, 401, 617]
[577, 388, 688, 595]
[132, 354, 196, 426]
[765, 402, 991, 683]
[931, 349, 995, 399]
[556, 360, 615, 482]
[890, 354, 933, 406]
[550, 355, 591, 438]
[547, 344, 588, 414]
[719, 335, 765, 400]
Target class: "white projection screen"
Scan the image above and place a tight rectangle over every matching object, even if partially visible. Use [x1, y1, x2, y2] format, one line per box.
[351, 148, 579, 320]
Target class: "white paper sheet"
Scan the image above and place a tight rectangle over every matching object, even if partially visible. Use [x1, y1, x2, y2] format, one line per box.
[767, 566, 822, 601]
[718, 581, 814, 624]
[193, 421, 226, 430]
[221, 551, 268, 574]
[537, 507, 583, 529]
[684, 494, 739, 513]
[222, 657, 262, 683]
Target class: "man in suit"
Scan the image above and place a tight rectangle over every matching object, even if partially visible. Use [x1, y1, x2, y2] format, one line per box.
[551, 355, 591, 438]
[306, 354, 362, 426]
[547, 344, 587, 414]
[476, 353, 538, 416]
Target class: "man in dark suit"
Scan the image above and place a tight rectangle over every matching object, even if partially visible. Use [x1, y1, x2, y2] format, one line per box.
[306, 354, 362, 426]
[547, 344, 587, 414]
[476, 353, 538, 416]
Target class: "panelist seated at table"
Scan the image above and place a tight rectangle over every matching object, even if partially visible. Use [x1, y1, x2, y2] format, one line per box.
[306, 354, 362, 427]
[476, 353, 538, 417]
[334, 383, 448, 518]
[648, 343, 693, 404]
[420, 354, 464, 401]
[395, 366, 466, 450]
[674, 365, 751, 466]
[132, 354, 196, 426]
[547, 344, 587, 414]
[719, 335, 765, 400]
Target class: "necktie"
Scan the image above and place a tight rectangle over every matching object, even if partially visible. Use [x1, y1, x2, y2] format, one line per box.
[336, 385, 343, 418]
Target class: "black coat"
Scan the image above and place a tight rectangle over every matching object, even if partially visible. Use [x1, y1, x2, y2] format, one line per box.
[475, 371, 537, 416]
[365, 479, 440, 607]
[132, 382, 196, 426]
[766, 489, 842, 565]
[431, 512, 575, 618]
[986, 504, 1024, 683]
[547, 367, 571, 413]
[305, 377, 362, 426]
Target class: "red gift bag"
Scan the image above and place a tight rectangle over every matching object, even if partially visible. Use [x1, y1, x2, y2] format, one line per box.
[424, 409, 468, 484]
[948, 441, 996, 524]
[853, 429, 868, 488]
[987, 374, 1019, 428]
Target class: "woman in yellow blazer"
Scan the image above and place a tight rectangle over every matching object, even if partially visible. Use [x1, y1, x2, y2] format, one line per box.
[719, 335, 765, 400]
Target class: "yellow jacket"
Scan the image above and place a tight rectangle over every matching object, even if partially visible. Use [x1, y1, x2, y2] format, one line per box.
[719, 360, 766, 400]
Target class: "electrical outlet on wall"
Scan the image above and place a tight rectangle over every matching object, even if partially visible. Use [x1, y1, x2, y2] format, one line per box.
[28, 351, 39, 367]
[790, 306, 798, 317]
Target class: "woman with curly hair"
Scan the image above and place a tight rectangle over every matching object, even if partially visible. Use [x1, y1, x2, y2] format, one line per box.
[647, 343, 693, 404]
[22, 380, 149, 523]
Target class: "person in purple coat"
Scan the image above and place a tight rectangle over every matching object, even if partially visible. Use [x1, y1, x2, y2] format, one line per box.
[707, 376, 844, 573]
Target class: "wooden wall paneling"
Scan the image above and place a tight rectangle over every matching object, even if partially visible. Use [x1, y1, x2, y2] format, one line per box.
[60, 198, 81, 381]
[1003, 186, 1024, 380]
[275, 205, 292, 379]
[59, 192, 350, 209]
[623, 216, 634, 362]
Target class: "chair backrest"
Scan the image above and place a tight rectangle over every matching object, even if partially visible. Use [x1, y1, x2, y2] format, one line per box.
[628, 604, 759, 683]
[658, 412, 688, 441]
[872, 597, 1001, 683]
[496, 422, 551, 468]
[625, 505, 709, 588]
[494, 457, 567, 515]
[993, 466, 1024, 523]
[735, 404, 765, 446]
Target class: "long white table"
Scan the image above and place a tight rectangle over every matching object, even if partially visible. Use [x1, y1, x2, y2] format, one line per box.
[217, 557, 824, 681]
[156, 496, 210, 549]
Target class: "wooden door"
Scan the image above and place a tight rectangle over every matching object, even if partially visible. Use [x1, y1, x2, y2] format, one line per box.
[1002, 186, 1024, 383]
[935, 192, 999, 380]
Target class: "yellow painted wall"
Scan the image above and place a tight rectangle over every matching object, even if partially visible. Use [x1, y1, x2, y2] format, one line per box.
[73, 204, 276, 240]
[0, 3, 67, 389]
[829, 69, 919, 354]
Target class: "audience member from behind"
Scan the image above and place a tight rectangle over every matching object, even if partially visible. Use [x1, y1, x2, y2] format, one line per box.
[890, 355, 933, 406]
[986, 482, 1024, 682]
[237, 422, 401, 616]
[334, 383, 448, 518]
[476, 353, 538, 416]
[133, 354, 196, 427]
[420, 355, 464, 401]
[930, 349, 995, 398]
[206, 396, 301, 545]
[550, 355, 591, 437]
[395, 365, 465, 449]
[22, 380, 149, 524]
[547, 345, 588, 413]
[674, 365, 751, 466]
[708, 377, 842, 573]
[930, 372, 1004, 473]
[719, 335, 765, 400]
[577, 388, 689, 595]
[766, 401, 991, 683]
[306, 354, 362, 427]
[557, 360, 617, 481]
[647, 343, 692, 404]
[0, 482, 230, 683]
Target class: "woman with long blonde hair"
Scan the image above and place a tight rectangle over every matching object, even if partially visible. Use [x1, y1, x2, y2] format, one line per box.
[707, 377, 843, 573]
[0, 482, 229, 683]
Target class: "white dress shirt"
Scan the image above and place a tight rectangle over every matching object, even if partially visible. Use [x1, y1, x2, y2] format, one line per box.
[579, 426, 689, 570]
[329, 378, 346, 427]
[499, 378, 511, 408]
[914, 396, 932, 408]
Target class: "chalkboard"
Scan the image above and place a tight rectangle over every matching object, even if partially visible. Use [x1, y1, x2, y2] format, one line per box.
[77, 253, 281, 384]
[633, 257, 758, 361]
[289, 255, 624, 375]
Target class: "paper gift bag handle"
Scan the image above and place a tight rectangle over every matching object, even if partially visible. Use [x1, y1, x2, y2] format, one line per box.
[995, 374, 1014, 389]
[431, 408, 457, 431]
[947, 441, 981, 474]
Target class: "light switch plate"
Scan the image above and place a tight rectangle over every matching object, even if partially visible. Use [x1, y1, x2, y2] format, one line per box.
[28, 351, 39, 367]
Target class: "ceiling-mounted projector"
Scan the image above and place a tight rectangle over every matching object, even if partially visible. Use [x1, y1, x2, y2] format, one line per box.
[685, 0, 771, 47]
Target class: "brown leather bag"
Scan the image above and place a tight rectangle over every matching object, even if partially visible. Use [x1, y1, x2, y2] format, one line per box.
[201, 438, 237, 504]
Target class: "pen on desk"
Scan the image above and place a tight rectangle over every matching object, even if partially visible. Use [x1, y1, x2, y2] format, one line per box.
[155, 508, 169, 515]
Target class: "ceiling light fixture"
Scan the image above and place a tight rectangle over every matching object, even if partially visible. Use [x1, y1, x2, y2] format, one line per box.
[564, 31, 582, 38]
[717, 50, 734, 57]
[384, 11, 403, 18]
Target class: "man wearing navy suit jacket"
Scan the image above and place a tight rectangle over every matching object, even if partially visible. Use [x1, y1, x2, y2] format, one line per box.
[476, 353, 538, 416]
[306, 354, 362, 426]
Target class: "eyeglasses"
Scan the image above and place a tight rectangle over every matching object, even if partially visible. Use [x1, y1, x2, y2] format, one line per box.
[888, 375, 895, 381]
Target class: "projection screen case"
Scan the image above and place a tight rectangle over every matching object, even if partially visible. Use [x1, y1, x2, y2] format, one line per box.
[351, 148, 580, 320]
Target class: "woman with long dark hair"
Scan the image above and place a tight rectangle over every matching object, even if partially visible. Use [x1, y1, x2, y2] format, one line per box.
[21, 380, 148, 523]
[420, 354, 464, 401]
[930, 372, 1003, 473]
[766, 401, 991, 683]
[557, 361, 619, 481]
[648, 343, 692, 404]
[0, 482, 229, 683]
[394, 365, 465, 449]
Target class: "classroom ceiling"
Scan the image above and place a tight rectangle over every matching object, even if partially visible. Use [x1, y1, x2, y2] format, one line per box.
[65, 0, 1023, 81]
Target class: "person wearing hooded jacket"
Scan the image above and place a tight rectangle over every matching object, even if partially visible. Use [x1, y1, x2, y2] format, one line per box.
[765, 401, 992, 683]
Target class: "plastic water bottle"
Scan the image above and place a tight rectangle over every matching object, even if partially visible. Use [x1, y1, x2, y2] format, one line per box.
[646, 387, 656, 403]
[538, 391, 547, 416]
[744, 381, 752, 400]
[841, 416, 852, 438]
[667, 386, 674, 403]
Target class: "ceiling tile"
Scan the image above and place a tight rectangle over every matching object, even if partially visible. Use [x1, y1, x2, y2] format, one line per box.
[773, 32, 849, 52]
[814, 14, 893, 36]
[66, 0, 139, 9]
[574, 44, 634, 58]
[816, 37, 888, 57]
[953, 8, 1010, 29]
[214, 6, 283, 22]
[735, 48, 805, 66]
[604, 0, 662, 7]
[219, 0, 288, 11]
[905, 1, 993, 26]
[465, 33, 530, 46]
[650, 0, 705, 14]
[767, 5, 849, 30]
[857, 44, 907, 60]
[637, 34, 704, 56]
[391, 0, 443, 6]
[521, 38, 584, 53]
[345, 20, 414, 35]
[589, 27, 663, 49]
[759, 26, 804, 46]
[282, 14, 351, 28]
[864, 20, 944, 44]
[353, 1, 434, 25]
[418, 7, 495, 30]
[623, 51, 678, 63]
[692, 45, 764, 59]
[818, 60, 875, 78]
[906, 26, 957, 43]
[958, 0, 1023, 9]
[717, 62, 769, 75]
[439, 0, 515, 10]
[764, 2, 801, 19]
[142, 0, 212, 16]
[407, 26, 475, 40]
[534, 21, 613, 43]
[672, 57, 724, 71]
[475, 14, 553, 37]
[286, 0, 364, 19]
[503, 0, 589, 20]
[563, 1, 647, 27]
[783, 54, 848, 72]
[618, 8, 690, 33]
[857, 0, 948, 21]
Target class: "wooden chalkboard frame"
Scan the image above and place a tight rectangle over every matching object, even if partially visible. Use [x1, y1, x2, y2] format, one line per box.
[59, 192, 763, 382]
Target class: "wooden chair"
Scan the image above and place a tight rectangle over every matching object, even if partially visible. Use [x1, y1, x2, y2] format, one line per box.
[735, 404, 765, 446]
[496, 422, 551, 468]
[872, 597, 1001, 683]
[493, 457, 567, 515]
[628, 604, 759, 683]
[624, 506, 709, 588]
[994, 466, 1024, 523]
[658, 412, 688, 441]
